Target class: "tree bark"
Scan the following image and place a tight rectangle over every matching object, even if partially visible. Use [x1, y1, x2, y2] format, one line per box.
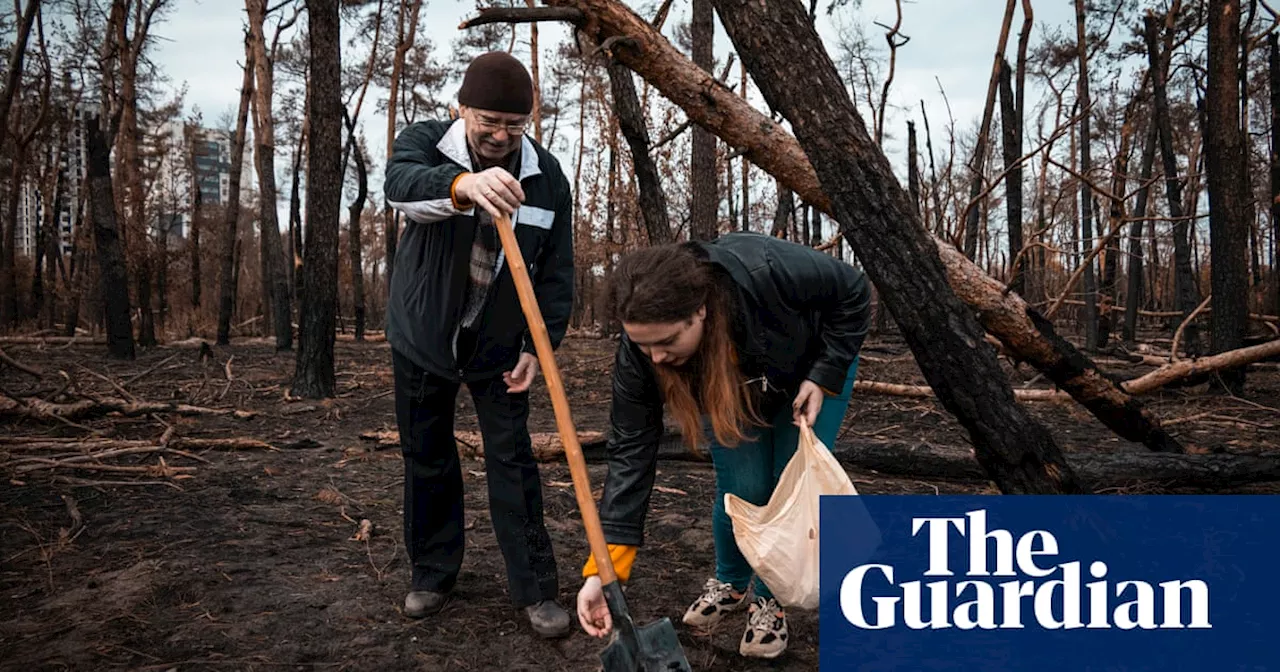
[997, 59, 1023, 296]
[907, 120, 921, 216]
[688, 0, 718, 241]
[770, 184, 792, 238]
[1074, 0, 1099, 351]
[292, 0, 342, 398]
[1144, 11, 1201, 355]
[542, 0, 1182, 458]
[1123, 123, 1159, 343]
[606, 57, 672, 244]
[0, 0, 41, 328]
[383, 0, 423, 288]
[217, 34, 255, 346]
[1205, 0, 1249, 394]
[1271, 34, 1280, 322]
[344, 112, 368, 341]
[705, 0, 1083, 493]
[246, 0, 293, 350]
[1097, 93, 1140, 348]
[85, 114, 135, 360]
[963, 0, 1018, 260]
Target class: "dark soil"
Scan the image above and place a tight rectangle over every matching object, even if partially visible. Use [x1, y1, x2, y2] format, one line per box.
[1, 335, 1276, 671]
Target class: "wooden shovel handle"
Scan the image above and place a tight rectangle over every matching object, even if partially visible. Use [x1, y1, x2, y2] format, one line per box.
[493, 214, 619, 586]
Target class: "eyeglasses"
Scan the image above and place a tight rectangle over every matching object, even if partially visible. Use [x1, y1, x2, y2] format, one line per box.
[472, 114, 529, 136]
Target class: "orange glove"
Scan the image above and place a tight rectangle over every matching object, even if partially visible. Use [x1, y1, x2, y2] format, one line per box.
[582, 544, 638, 583]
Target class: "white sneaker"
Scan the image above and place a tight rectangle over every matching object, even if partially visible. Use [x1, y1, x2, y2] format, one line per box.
[681, 578, 748, 628]
[739, 597, 788, 659]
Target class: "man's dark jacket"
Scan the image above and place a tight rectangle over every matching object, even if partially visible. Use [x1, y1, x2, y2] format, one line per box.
[599, 232, 872, 546]
[384, 119, 574, 381]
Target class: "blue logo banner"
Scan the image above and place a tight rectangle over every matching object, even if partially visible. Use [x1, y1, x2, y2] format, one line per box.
[819, 495, 1280, 671]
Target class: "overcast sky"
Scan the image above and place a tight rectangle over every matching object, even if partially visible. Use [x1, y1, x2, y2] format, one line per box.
[148, 0, 1081, 219]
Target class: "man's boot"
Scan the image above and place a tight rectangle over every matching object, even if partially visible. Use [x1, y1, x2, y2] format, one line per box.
[404, 590, 449, 618]
[524, 599, 572, 638]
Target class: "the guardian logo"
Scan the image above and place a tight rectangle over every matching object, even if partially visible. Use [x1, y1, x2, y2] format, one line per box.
[840, 509, 1211, 631]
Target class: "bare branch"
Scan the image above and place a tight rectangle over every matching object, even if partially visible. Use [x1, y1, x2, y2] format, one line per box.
[458, 6, 584, 29]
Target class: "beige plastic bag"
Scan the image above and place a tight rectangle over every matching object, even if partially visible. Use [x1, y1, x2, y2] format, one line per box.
[723, 422, 857, 610]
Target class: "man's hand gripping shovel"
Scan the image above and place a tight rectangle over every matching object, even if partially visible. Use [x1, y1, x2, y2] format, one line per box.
[494, 214, 692, 672]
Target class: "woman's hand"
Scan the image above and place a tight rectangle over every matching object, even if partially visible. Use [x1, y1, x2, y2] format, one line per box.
[577, 576, 613, 638]
[792, 380, 824, 428]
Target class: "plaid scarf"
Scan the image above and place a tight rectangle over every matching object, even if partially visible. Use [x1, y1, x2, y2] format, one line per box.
[458, 147, 522, 330]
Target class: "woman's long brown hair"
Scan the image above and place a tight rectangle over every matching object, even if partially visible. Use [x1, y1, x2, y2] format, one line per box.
[609, 243, 763, 449]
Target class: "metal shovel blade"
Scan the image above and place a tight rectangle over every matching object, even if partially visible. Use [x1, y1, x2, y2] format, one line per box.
[599, 582, 692, 672]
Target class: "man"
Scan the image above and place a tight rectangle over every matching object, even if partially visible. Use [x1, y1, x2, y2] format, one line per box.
[383, 51, 574, 638]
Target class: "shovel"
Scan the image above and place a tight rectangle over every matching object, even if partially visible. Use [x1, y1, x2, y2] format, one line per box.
[494, 213, 692, 672]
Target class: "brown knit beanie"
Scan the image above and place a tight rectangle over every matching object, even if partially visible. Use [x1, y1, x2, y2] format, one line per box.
[457, 51, 534, 115]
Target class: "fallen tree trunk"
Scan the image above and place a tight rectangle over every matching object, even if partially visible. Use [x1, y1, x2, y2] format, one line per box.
[855, 380, 1070, 401]
[1123, 338, 1280, 394]
[834, 440, 1280, 490]
[856, 338, 1280, 400]
[541, 0, 1180, 456]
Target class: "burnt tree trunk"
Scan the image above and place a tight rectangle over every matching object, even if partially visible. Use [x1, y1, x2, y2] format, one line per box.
[217, 35, 255, 346]
[606, 57, 672, 244]
[344, 110, 368, 341]
[997, 59, 1023, 296]
[384, 0, 424, 287]
[544, 0, 1183, 458]
[708, 0, 1081, 493]
[1144, 13, 1202, 355]
[689, 0, 718, 241]
[907, 121, 920, 216]
[1123, 123, 1159, 342]
[85, 114, 135, 360]
[963, 0, 1018, 260]
[1271, 34, 1280, 321]
[247, 0, 293, 350]
[1075, 0, 1098, 351]
[288, 138, 304, 300]
[1097, 94, 1139, 348]
[1205, 0, 1249, 394]
[770, 183, 792, 238]
[293, 0, 341, 398]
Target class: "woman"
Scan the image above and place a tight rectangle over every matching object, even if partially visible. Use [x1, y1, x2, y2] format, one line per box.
[576, 232, 871, 659]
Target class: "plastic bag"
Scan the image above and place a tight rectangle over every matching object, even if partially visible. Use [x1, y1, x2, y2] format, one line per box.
[723, 422, 858, 610]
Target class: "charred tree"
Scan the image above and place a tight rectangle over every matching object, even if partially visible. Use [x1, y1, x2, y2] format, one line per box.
[770, 184, 793, 238]
[344, 110, 369, 342]
[1123, 124, 1159, 343]
[1272, 34, 1280, 321]
[963, 0, 1018, 260]
[217, 35, 255, 346]
[246, 0, 294, 350]
[292, 0, 342, 398]
[1074, 0, 1098, 351]
[606, 54, 673, 244]
[383, 0, 423, 286]
[1205, 0, 1249, 393]
[689, 0, 718, 241]
[997, 59, 1023, 296]
[1144, 11, 1202, 355]
[85, 115, 135, 360]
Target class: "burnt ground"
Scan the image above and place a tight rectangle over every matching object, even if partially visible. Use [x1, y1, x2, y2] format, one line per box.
[1, 335, 1277, 672]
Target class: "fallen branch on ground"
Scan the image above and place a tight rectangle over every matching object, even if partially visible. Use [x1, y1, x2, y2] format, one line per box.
[0, 346, 43, 378]
[0, 393, 255, 421]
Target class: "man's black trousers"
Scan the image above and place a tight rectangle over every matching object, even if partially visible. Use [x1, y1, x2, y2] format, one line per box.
[392, 348, 559, 608]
